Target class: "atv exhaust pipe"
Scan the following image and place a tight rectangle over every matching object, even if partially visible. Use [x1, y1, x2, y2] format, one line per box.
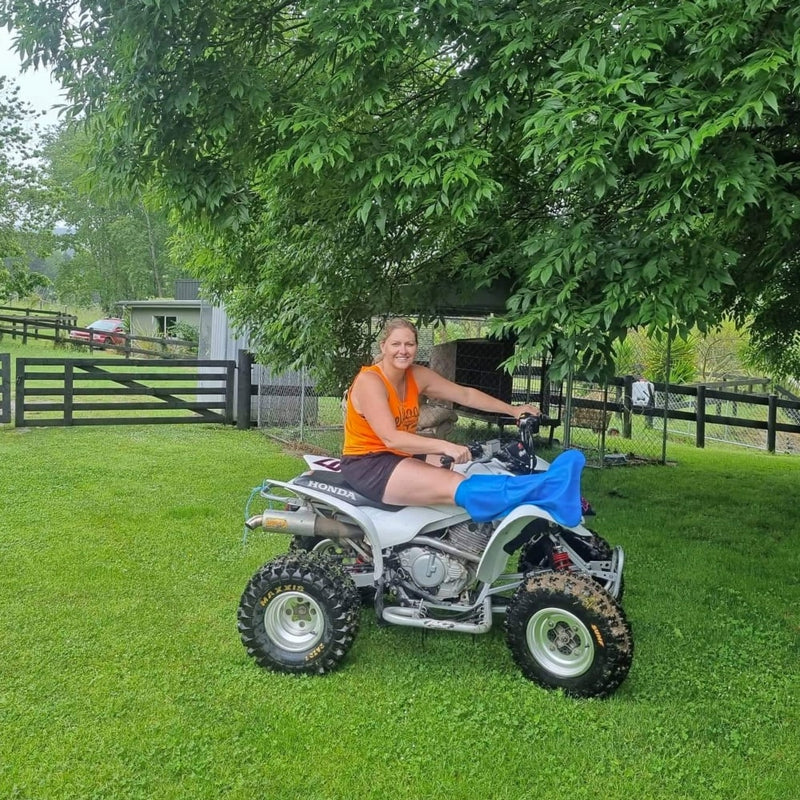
[245, 508, 361, 539]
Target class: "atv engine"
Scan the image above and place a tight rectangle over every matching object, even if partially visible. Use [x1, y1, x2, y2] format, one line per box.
[398, 521, 493, 600]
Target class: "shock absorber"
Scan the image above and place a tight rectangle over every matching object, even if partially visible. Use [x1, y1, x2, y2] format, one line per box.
[551, 545, 571, 571]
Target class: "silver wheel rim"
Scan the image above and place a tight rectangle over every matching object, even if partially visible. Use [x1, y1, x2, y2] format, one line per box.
[526, 607, 595, 678]
[312, 538, 356, 566]
[263, 591, 324, 652]
[312, 539, 342, 556]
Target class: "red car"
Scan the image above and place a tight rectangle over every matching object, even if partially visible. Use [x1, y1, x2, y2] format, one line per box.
[69, 318, 128, 346]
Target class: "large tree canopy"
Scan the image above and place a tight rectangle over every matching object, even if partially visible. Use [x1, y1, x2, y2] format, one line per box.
[4, 0, 800, 383]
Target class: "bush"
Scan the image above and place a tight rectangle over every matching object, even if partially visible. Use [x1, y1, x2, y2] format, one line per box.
[169, 320, 199, 344]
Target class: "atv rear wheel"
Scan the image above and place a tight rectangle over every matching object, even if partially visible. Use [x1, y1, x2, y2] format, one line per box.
[289, 535, 375, 603]
[505, 571, 633, 698]
[238, 553, 360, 675]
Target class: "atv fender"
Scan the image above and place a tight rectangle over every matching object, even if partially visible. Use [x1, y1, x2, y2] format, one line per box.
[475, 505, 590, 584]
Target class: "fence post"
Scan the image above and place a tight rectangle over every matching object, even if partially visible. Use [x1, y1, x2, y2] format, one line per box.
[236, 350, 253, 430]
[696, 385, 706, 448]
[15, 359, 25, 427]
[563, 366, 574, 448]
[767, 394, 777, 453]
[622, 374, 633, 438]
[64, 362, 74, 426]
[300, 368, 307, 440]
[224, 360, 236, 425]
[0, 352, 10, 424]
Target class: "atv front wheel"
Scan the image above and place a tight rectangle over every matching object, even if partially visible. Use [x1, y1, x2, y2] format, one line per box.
[518, 527, 624, 601]
[238, 553, 360, 675]
[505, 571, 633, 698]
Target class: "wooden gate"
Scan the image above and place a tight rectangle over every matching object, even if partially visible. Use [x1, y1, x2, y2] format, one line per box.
[15, 357, 236, 427]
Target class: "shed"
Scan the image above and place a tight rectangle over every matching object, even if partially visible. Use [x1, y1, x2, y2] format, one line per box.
[116, 299, 203, 337]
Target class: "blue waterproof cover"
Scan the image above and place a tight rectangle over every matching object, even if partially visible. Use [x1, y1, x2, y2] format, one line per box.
[454, 449, 586, 526]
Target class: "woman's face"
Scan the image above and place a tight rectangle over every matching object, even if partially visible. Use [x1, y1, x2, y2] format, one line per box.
[380, 327, 418, 370]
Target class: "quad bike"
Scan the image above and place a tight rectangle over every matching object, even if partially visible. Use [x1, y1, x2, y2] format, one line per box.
[238, 415, 633, 698]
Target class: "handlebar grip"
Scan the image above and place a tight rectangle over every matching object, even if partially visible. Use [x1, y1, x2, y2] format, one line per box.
[518, 411, 549, 424]
[440, 455, 454, 469]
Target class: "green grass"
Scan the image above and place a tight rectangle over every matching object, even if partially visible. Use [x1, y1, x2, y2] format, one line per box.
[1, 420, 799, 799]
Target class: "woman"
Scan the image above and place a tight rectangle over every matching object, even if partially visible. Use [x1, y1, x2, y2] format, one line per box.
[340, 319, 585, 525]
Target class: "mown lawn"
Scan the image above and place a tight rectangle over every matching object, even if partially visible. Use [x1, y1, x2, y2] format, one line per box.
[0, 420, 798, 800]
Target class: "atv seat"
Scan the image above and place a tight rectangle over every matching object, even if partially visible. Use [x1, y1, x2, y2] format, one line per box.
[294, 471, 403, 512]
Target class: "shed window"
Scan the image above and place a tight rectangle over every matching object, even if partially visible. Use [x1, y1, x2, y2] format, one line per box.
[153, 315, 178, 336]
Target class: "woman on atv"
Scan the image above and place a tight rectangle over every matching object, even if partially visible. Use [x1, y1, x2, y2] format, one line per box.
[340, 318, 584, 525]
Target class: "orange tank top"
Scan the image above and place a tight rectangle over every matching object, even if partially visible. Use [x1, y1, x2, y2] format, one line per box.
[343, 365, 420, 456]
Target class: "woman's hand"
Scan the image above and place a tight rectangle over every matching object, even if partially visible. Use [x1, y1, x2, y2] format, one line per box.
[444, 442, 471, 465]
[513, 403, 541, 420]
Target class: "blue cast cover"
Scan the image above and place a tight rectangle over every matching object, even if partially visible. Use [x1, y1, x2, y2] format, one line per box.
[454, 449, 586, 526]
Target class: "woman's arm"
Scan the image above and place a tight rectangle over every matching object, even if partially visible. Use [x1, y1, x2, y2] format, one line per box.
[413, 364, 540, 419]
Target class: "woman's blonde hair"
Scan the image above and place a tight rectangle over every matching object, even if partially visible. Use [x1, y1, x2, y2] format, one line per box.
[378, 317, 418, 346]
[373, 318, 418, 363]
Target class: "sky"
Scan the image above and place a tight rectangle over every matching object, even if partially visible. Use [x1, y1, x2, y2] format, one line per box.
[1, 27, 66, 127]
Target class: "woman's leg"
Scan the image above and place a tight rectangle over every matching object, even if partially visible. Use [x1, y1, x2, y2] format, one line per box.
[381, 458, 465, 506]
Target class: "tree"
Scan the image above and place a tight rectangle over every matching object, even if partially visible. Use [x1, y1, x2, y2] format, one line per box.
[0, 73, 56, 299]
[41, 124, 184, 308]
[5, 0, 800, 385]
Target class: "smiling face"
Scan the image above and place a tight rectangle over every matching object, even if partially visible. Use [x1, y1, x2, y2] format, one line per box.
[379, 319, 418, 371]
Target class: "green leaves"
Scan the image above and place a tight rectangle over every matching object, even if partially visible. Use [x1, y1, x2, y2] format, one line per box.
[5, 0, 800, 382]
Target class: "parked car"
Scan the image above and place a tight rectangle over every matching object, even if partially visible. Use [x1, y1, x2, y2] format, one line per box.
[69, 318, 128, 346]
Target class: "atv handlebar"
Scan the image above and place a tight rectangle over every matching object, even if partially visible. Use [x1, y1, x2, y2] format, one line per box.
[438, 412, 548, 470]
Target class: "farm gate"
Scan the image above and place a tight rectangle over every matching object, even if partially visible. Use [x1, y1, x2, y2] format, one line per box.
[13, 357, 238, 428]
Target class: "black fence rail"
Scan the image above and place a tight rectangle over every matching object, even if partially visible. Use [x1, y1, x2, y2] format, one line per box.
[0, 352, 10, 424]
[15, 357, 236, 427]
[569, 376, 800, 453]
[0, 306, 77, 345]
[0, 308, 197, 358]
[666, 383, 800, 451]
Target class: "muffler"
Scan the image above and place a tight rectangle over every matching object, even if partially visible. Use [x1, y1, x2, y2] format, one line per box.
[245, 507, 361, 539]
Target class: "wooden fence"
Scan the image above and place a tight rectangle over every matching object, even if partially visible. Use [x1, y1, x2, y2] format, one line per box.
[4, 346, 800, 449]
[14, 357, 238, 427]
[0, 307, 197, 358]
[565, 376, 800, 452]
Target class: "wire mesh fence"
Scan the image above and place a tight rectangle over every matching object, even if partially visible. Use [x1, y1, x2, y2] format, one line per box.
[665, 385, 800, 454]
[249, 320, 666, 466]
[561, 378, 666, 468]
[249, 323, 800, 463]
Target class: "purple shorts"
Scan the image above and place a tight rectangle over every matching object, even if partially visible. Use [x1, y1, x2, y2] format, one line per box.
[339, 452, 424, 503]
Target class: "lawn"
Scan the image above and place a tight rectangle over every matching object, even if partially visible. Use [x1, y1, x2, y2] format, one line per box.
[1, 419, 798, 799]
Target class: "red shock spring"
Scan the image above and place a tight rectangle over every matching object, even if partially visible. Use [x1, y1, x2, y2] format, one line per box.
[552, 547, 571, 571]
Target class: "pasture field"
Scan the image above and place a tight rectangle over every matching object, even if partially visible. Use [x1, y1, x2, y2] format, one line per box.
[1, 412, 799, 798]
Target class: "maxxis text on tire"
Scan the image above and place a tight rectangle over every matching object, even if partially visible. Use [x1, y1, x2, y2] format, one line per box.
[238, 552, 360, 675]
[505, 571, 633, 698]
